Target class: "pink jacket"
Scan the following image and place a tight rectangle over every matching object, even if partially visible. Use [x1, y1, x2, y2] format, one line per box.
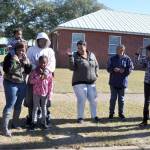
[29, 68, 52, 98]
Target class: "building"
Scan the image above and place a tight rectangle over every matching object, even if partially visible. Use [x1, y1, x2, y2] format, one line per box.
[50, 9, 150, 68]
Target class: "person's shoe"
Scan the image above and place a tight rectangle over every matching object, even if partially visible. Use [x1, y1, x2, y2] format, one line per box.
[119, 114, 126, 120]
[139, 121, 148, 127]
[3, 129, 12, 137]
[77, 118, 84, 124]
[41, 124, 49, 130]
[29, 123, 36, 131]
[109, 114, 114, 119]
[93, 116, 99, 123]
[26, 116, 32, 127]
[11, 123, 21, 129]
[2, 113, 12, 137]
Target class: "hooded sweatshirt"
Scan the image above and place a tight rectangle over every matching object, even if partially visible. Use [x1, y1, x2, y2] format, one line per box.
[27, 32, 56, 72]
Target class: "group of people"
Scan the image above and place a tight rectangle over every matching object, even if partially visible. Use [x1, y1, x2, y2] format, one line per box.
[67, 41, 134, 123]
[67, 40, 150, 127]
[1, 28, 150, 137]
[2, 29, 55, 137]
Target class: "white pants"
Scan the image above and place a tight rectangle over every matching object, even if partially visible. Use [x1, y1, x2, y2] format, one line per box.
[73, 84, 98, 119]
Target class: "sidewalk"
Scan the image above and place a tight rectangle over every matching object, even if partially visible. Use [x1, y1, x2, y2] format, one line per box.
[35, 145, 150, 150]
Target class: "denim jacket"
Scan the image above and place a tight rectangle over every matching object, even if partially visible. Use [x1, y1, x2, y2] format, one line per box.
[107, 54, 134, 88]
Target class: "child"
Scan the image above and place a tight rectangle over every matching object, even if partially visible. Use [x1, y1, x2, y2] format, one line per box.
[7, 28, 27, 55]
[28, 55, 53, 130]
[137, 45, 150, 126]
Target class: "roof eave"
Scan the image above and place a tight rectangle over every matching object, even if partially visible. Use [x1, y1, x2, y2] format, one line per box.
[53, 26, 150, 37]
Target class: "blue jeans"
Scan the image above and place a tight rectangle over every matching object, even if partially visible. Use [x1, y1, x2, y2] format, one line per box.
[73, 84, 97, 119]
[3, 79, 26, 115]
[109, 86, 125, 116]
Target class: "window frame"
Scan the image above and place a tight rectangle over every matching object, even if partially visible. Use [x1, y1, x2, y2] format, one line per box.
[108, 35, 121, 55]
[71, 33, 85, 52]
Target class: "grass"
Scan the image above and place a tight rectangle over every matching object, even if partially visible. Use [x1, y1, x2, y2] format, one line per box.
[0, 93, 149, 149]
[54, 69, 145, 94]
[0, 55, 145, 93]
[0, 60, 149, 149]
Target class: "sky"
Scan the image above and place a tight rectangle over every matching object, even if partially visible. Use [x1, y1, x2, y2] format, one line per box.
[98, 0, 150, 14]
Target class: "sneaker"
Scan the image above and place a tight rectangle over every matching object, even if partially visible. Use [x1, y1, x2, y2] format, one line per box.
[119, 114, 126, 120]
[109, 114, 114, 119]
[77, 118, 84, 124]
[139, 121, 148, 127]
[3, 129, 12, 137]
[93, 116, 99, 123]
[11, 123, 21, 129]
[41, 124, 48, 130]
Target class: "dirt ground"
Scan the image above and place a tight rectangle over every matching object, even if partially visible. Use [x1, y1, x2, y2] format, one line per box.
[0, 91, 150, 149]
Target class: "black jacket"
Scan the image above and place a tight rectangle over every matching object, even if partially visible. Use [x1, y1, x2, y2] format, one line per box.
[69, 51, 99, 86]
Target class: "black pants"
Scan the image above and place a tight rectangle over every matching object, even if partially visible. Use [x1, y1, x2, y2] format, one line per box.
[143, 83, 150, 122]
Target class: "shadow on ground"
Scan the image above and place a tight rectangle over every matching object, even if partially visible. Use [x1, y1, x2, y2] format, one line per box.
[0, 117, 150, 149]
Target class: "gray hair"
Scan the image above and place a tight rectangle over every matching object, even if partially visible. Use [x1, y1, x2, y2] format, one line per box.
[116, 44, 125, 50]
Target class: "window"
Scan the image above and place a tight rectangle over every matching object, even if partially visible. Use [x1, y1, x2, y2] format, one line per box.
[143, 38, 150, 47]
[108, 35, 121, 55]
[143, 38, 150, 56]
[71, 33, 85, 52]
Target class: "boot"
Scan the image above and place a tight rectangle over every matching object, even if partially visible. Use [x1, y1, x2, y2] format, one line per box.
[11, 109, 21, 129]
[2, 113, 12, 137]
[29, 122, 36, 131]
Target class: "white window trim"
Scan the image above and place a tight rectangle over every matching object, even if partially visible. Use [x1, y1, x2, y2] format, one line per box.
[108, 35, 121, 55]
[71, 33, 85, 52]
